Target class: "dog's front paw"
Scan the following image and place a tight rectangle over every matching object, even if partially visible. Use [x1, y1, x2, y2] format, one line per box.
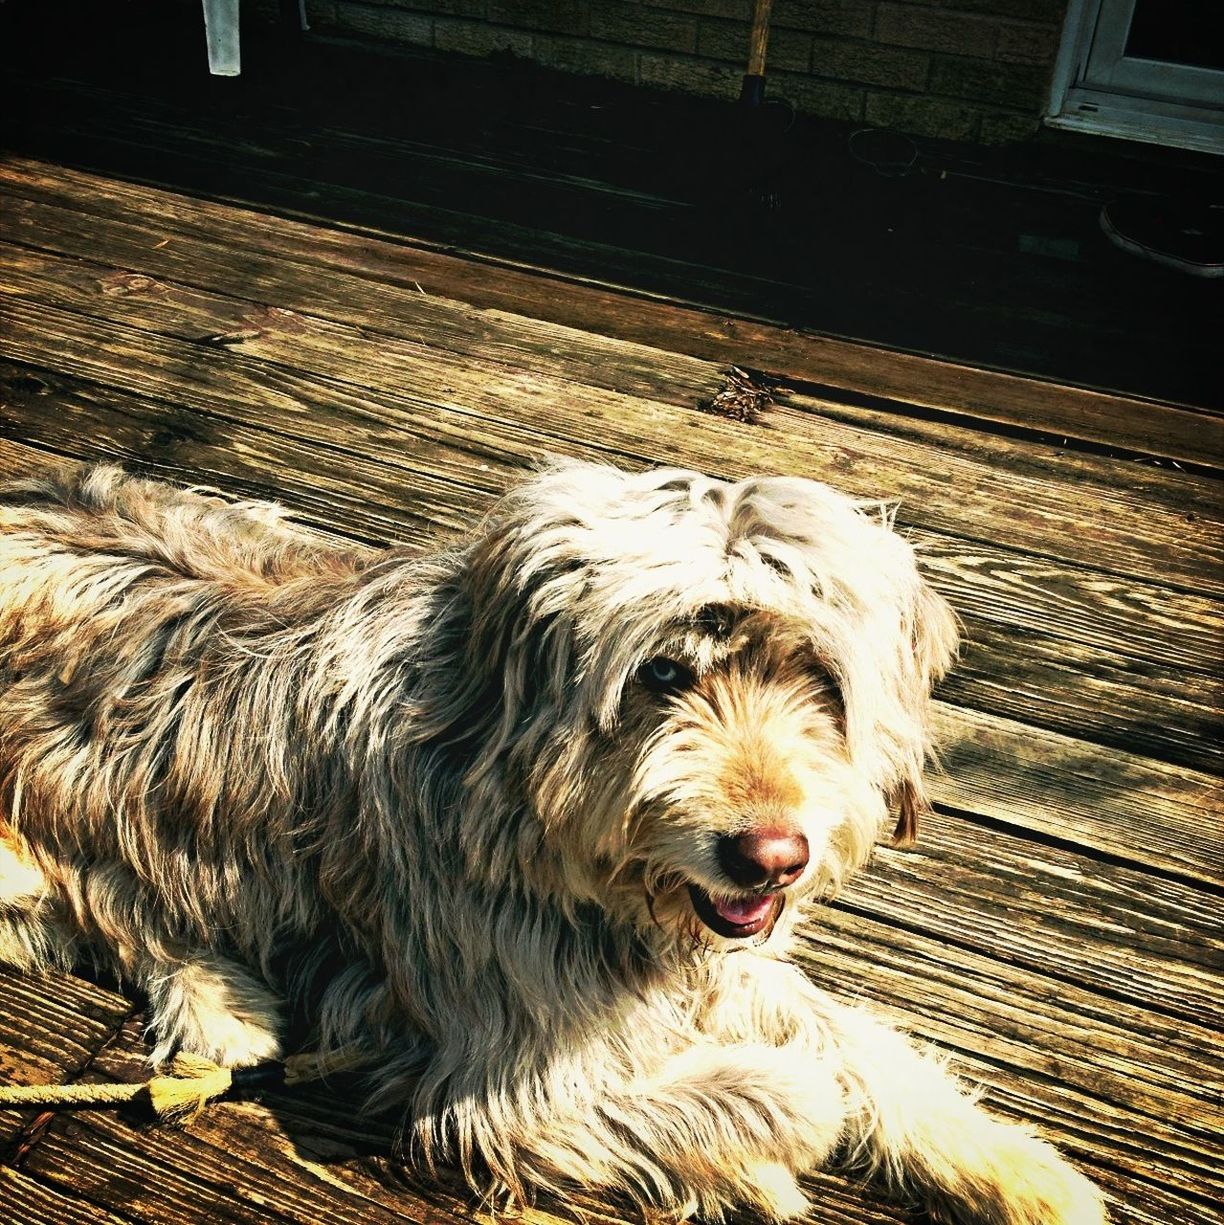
[146, 955, 284, 1068]
[185, 1008, 283, 1069]
[994, 1144, 1106, 1225]
[665, 1162, 809, 1224]
[939, 1129, 1107, 1225]
[150, 997, 283, 1068]
[746, 1161, 811, 1220]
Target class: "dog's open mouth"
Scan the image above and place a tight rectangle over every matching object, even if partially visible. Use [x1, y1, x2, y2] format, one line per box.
[688, 884, 781, 939]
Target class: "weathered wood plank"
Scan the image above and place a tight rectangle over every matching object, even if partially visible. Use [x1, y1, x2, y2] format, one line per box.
[0, 228, 1214, 554]
[914, 535, 1218, 680]
[3, 239, 1221, 600]
[3, 156, 1219, 465]
[2, 371, 1220, 880]
[963, 1081, 1221, 1225]
[0, 966, 132, 1147]
[1, 251, 1218, 605]
[0, 221, 1216, 534]
[848, 806, 1221, 1023]
[0, 362, 484, 545]
[929, 703, 1222, 887]
[0, 1166, 137, 1224]
[947, 614, 1221, 773]
[0, 436, 87, 491]
[4, 353, 1215, 701]
[811, 914, 1224, 1133]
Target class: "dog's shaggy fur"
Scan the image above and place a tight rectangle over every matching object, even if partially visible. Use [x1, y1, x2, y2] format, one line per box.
[0, 461, 1106, 1224]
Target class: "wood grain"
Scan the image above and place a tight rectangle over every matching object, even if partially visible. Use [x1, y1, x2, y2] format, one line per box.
[0, 221, 1212, 533]
[845, 807, 1222, 1023]
[1, 155, 1220, 465]
[929, 703, 1223, 886]
[946, 614, 1221, 774]
[0, 967, 132, 1148]
[0, 242, 1218, 606]
[0, 1166, 136, 1225]
[913, 536, 1220, 680]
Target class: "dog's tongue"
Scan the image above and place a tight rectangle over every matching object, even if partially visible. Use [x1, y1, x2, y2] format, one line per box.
[714, 895, 775, 926]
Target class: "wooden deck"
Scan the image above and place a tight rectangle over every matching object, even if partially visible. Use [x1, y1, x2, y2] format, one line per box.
[0, 142, 1222, 1224]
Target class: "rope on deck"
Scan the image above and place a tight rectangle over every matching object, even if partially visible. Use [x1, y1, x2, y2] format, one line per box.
[0, 1044, 369, 1124]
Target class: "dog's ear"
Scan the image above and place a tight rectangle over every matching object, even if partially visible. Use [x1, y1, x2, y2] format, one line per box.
[894, 577, 958, 846]
[462, 525, 580, 717]
[454, 471, 611, 788]
[891, 776, 926, 848]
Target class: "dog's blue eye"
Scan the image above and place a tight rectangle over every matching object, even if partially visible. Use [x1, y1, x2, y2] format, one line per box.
[640, 656, 694, 694]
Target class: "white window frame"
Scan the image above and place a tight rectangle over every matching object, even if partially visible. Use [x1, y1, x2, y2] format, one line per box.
[1046, 0, 1224, 155]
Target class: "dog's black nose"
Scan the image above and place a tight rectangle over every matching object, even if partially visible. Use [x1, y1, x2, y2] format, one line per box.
[718, 830, 809, 889]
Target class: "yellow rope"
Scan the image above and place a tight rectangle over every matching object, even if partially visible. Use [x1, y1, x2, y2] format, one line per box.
[0, 1080, 147, 1108]
[0, 1044, 369, 1124]
[146, 1052, 237, 1124]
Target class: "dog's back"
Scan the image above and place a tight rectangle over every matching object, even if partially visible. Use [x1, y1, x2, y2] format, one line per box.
[0, 463, 358, 595]
[0, 464, 367, 753]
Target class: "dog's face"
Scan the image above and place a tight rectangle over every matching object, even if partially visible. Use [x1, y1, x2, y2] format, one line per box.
[460, 463, 958, 949]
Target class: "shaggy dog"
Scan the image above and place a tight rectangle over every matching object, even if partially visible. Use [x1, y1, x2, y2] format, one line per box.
[0, 462, 1106, 1224]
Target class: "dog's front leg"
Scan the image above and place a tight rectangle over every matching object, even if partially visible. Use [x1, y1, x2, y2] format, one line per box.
[430, 1035, 844, 1222]
[140, 950, 284, 1068]
[815, 992, 1108, 1225]
[608, 1039, 846, 1220]
[713, 959, 1107, 1224]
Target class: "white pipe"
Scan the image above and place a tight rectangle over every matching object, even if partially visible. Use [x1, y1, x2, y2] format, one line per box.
[203, 0, 241, 76]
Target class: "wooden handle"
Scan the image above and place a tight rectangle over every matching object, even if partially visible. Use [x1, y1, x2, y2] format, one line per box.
[746, 0, 774, 77]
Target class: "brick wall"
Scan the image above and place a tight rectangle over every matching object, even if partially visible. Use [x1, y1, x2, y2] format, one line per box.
[300, 0, 1069, 144]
